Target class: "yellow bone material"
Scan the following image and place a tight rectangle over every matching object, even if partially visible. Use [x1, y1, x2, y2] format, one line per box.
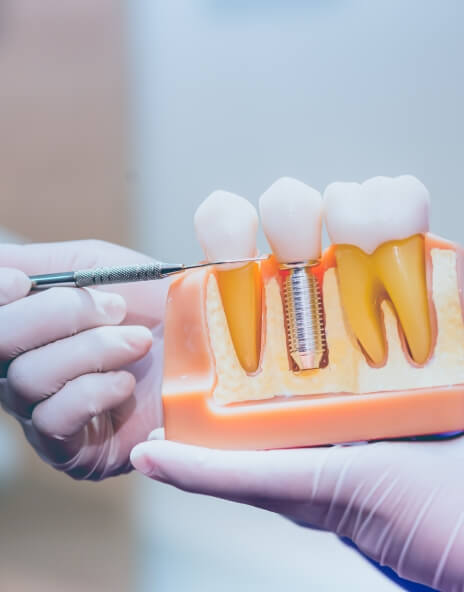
[206, 248, 460, 407]
[216, 262, 262, 373]
[335, 234, 432, 365]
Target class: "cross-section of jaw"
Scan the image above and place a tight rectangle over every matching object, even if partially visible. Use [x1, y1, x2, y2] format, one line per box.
[324, 175, 432, 366]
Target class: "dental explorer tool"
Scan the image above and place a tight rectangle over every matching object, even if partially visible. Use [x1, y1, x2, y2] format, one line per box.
[29, 256, 267, 290]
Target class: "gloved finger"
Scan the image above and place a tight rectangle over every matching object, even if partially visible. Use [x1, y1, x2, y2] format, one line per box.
[0, 286, 126, 360]
[129, 440, 359, 512]
[0, 241, 106, 275]
[31, 370, 135, 458]
[4, 325, 152, 417]
[0, 240, 149, 275]
[0, 268, 31, 305]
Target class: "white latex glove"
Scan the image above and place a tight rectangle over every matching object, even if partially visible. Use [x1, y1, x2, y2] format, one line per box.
[131, 431, 464, 591]
[0, 241, 169, 480]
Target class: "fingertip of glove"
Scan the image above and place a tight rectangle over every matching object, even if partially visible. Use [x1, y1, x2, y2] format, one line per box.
[148, 427, 165, 441]
[0, 268, 31, 305]
[130, 443, 156, 476]
[118, 325, 153, 360]
[130, 325, 154, 351]
[114, 369, 137, 391]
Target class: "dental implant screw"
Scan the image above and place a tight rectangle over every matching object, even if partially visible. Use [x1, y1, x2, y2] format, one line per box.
[281, 262, 327, 371]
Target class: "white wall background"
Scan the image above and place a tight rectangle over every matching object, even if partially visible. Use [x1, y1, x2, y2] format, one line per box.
[127, 1, 464, 589]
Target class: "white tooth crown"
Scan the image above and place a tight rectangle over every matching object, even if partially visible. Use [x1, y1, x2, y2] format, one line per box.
[259, 177, 323, 263]
[323, 175, 430, 254]
[194, 190, 258, 263]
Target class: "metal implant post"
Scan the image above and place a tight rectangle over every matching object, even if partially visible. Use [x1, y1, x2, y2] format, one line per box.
[282, 261, 327, 370]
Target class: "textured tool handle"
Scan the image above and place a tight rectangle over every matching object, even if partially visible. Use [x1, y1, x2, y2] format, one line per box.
[74, 262, 164, 287]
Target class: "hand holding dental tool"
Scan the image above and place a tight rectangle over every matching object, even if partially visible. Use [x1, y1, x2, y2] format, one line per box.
[0, 239, 168, 480]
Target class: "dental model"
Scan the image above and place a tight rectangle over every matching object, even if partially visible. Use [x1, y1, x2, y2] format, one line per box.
[162, 176, 464, 449]
[259, 178, 326, 370]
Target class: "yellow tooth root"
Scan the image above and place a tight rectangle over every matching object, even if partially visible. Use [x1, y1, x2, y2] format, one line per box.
[335, 246, 387, 365]
[216, 263, 262, 373]
[375, 235, 431, 364]
[335, 235, 432, 366]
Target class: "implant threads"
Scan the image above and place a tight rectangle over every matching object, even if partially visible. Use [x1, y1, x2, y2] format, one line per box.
[282, 262, 326, 370]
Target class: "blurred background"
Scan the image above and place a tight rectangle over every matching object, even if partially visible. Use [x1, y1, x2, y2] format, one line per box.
[1, 0, 463, 590]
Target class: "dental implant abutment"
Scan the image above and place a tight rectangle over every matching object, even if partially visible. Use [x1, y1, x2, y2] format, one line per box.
[282, 262, 326, 370]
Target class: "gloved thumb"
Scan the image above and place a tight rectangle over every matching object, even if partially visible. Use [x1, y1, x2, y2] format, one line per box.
[129, 439, 359, 524]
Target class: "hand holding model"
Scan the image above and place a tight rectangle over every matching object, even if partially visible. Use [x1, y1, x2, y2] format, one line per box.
[131, 176, 464, 591]
[0, 240, 168, 480]
[132, 430, 464, 591]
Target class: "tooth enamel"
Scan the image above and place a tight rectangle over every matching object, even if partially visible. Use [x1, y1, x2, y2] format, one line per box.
[324, 175, 430, 254]
[259, 177, 322, 262]
[194, 190, 258, 263]
[194, 190, 261, 373]
[323, 175, 432, 366]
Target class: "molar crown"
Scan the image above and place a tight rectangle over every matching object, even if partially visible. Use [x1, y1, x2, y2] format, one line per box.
[323, 175, 432, 366]
[323, 175, 430, 254]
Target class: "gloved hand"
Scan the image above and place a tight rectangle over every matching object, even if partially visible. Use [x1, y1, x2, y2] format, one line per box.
[131, 430, 464, 591]
[0, 241, 169, 480]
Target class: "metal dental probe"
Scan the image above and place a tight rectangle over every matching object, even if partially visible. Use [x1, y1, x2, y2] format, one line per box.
[29, 256, 268, 290]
